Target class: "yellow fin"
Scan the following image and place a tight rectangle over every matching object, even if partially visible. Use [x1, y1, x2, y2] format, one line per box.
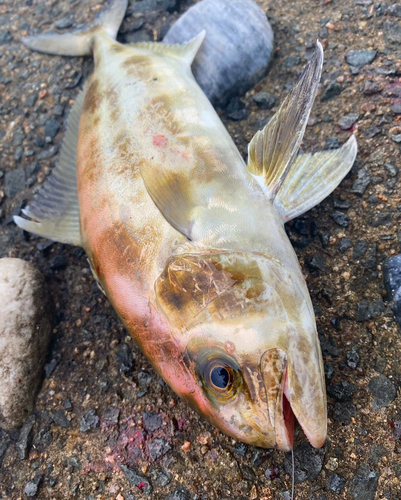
[274, 135, 357, 221]
[247, 42, 323, 200]
[130, 31, 206, 65]
[14, 85, 87, 246]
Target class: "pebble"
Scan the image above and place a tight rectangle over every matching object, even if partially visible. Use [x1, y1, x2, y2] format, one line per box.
[332, 401, 357, 425]
[55, 17, 73, 29]
[338, 113, 359, 130]
[225, 97, 250, 121]
[148, 437, 171, 460]
[321, 82, 342, 102]
[143, 412, 163, 432]
[24, 481, 38, 497]
[283, 442, 325, 483]
[369, 212, 391, 227]
[383, 20, 401, 44]
[345, 50, 377, 67]
[310, 253, 326, 271]
[383, 254, 401, 326]
[0, 259, 52, 430]
[121, 464, 152, 495]
[348, 464, 379, 500]
[327, 472, 346, 493]
[104, 407, 120, 424]
[165, 486, 191, 500]
[5, 167, 26, 198]
[16, 416, 35, 459]
[368, 444, 386, 464]
[388, 3, 401, 17]
[327, 381, 357, 402]
[234, 441, 248, 456]
[390, 102, 401, 114]
[80, 409, 99, 431]
[384, 163, 399, 177]
[150, 468, 172, 487]
[330, 211, 350, 227]
[355, 299, 384, 321]
[116, 342, 134, 375]
[368, 375, 397, 409]
[253, 91, 276, 109]
[44, 118, 60, 139]
[338, 238, 352, 253]
[163, 0, 274, 106]
[51, 409, 71, 428]
[351, 169, 371, 195]
[346, 347, 360, 369]
[353, 239, 368, 260]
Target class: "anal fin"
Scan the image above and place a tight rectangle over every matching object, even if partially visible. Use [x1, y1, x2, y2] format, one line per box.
[14, 84, 87, 246]
[274, 135, 357, 221]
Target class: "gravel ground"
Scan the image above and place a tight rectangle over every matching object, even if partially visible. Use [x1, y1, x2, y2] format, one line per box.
[1, 0, 401, 499]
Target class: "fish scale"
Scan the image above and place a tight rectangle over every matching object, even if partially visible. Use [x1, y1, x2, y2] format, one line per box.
[15, 0, 358, 451]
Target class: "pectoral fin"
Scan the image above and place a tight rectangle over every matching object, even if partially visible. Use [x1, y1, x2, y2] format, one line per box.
[247, 42, 323, 200]
[14, 85, 86, 246]
[274, 135, 357, 221]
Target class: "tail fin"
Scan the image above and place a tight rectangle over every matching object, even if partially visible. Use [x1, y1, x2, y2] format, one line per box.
[22, 0, 128, 56]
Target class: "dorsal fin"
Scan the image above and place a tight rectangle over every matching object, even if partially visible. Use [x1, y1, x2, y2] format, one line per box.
[14, 85, 87, 246]
[247, 42, 323, 200]
[130, 31, 206, 65]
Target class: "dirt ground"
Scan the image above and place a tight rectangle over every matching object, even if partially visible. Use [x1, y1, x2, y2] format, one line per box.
[1, 0, 401, 499]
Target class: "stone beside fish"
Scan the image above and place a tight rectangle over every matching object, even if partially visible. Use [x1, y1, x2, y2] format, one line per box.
[14, 0, 357, 450]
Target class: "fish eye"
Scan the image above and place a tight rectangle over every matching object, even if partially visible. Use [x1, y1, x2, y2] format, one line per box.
[210, 366, 230, 390]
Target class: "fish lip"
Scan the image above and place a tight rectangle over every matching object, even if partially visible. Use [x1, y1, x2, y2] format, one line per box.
[260, 349, 294, 451]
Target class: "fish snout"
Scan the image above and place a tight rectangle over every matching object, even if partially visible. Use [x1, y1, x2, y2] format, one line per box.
[260, 348, 294, 451]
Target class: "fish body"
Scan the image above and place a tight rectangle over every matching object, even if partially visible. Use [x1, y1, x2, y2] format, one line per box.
[15, 0, 357, 450]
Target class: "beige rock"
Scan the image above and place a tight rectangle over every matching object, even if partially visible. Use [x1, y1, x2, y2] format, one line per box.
[0, 258, 52, 430]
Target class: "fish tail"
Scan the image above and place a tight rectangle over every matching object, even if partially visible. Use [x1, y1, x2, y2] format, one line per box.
[21, 0, 128, 56]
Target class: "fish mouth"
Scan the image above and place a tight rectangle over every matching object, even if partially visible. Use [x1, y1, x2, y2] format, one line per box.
[261, 348, 326, 451]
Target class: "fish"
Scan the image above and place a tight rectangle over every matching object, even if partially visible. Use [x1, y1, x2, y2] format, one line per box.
[15, 0, 357, 451]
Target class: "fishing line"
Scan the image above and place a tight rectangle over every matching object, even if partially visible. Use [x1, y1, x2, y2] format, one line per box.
[291, 448, 295, 500]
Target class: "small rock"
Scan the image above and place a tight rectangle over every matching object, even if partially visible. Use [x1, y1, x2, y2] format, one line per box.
[143, 412, 163, 432]
[368, 444, 386, 464]
[369, 212, 391, 227]
[44, 358, 58, 377]
[5, 167, 26, 198]
[150, 468, 172, 487]
[0, 29, 12, 45]
[226, 97, 250, 121]
[338, 113, 359, 130]
[353, 239, 368, 260]
[355, 299, 384, 321]
[165, 486, 191, 500]
[49, 254, 68, 270]
[348, 464, 379, 500]
[0, 259, 52, 430]
[24, 481, 38, 497]
[137, 370, 153, 388]
[325, 137, 340, 149]
[391, 102, 401, 114]
[283, 442, 326, 483]
[327, 472, 346, 493]
[346, 347, 360, 369]
[283, 55, 301, 68]
[234, 441, 248, 456]
[51, 409, 71, 428]
[384, 163, 399, 177]
[44, 118, 60, 139]
[55, 17, 73, 29]
[321, 82, 342, 102]
[330, 211, 350, 227]
[253, 91, 276, 109]
[332, 401, 357, 425]
[121, 464, 152, 495]
[351, 169, 370, 195]
[24, 94, 37, 107]
[80, 409, 99, 432]
[116, 342, 134, 375]
[327, 381, 357, 401]
[368, 375, 397, 409]
[310, 253, 325, 271]
[345, 50, 377, 67]
[163, 0, 274, 106]
[333, 198, 351, 210]
[388, 4, 401, 17]
[104, 407, 120, 424]
[338, 238, 352, 253]
[383, 20, 401, 44]
[148, 437, 171, 460]
[16, 416, 35, 460]
[365, 126, 381, 139]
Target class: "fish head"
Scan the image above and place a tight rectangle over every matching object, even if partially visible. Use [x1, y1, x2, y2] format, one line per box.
[156, 251, 326, 450]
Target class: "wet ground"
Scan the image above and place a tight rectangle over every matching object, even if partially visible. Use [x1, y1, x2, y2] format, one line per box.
[1, 0, 401, 499]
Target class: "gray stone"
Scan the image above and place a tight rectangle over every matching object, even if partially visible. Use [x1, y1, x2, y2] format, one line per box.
[391, 102, 401, 114]
[44, 118, 60, 139]
[346, 347, 360, 369]
[0, 29, 12, 45]
[383, 20, 401, 44]
[355, 299, 384, 321]
[327, 472, 346, 493]
[80, 409, 99, 431]
[368, 444, 386, 464]
[353, 239, 368, 260]
[24, 481, 38, 497]
[330, 211, 350, 227]
[165, 486, 191, 500]
[16, 416, 35, 459]
[163, 0, 274, 106]
[55, 17, 73, 29]
[321, 82, 342, 101]
[351, 169, 370, 195]
[368, 375, 397, 409]
[283, 442, 326, 483]
[338, 113, 359, 130]
[121, 464, 152, 495]
[148, 437, 171, 460]
[384, 163, 399, 177]
[51, 409, 71, 428]
[327, 381, 357, 402]
[143, 412, 163, 432]
[388, 4, 401, 17]
[0, 259, 52, 430]
[332, 401, 357, 425]
[345, 50, 377, 67]
[12, 128, 25, 147]
[5, 167, 26, 198]
[253, 91, 276, 109]
[348, 464, 379, 500]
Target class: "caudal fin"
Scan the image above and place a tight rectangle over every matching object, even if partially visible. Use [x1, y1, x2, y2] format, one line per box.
[22, 0, 128, 56]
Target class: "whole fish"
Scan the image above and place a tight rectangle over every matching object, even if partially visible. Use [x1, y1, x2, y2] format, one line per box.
[15, 0, 357, 450]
